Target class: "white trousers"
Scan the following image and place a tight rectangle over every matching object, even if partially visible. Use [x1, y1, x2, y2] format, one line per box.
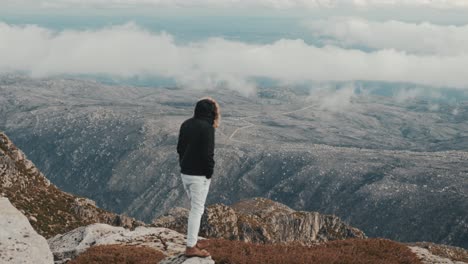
[180, 173, 211, 247]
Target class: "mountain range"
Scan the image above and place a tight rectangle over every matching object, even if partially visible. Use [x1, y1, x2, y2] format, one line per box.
[0, 75, 467, 248]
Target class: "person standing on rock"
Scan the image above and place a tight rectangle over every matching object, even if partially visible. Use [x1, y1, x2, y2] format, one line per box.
[176, 97, 220, 258]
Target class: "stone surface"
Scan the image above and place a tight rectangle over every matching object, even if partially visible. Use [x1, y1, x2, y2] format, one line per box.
[154, 197, 366, 245]
[159, 253, 215, 264]
[48, 223, 206, 263]
[0, 197, 54, 264]
[410, 246, 467, 264]
[409, 242, 468, 264]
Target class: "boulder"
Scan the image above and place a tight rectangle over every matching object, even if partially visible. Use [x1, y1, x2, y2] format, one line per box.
[0, 197, 54, 264]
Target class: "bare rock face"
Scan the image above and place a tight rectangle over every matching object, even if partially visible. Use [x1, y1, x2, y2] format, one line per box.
[154, 207, 191, 234]
[0, 131, 144, 238]
[154, 197, 365, 245]
[0, 197, 54, 264]
[201, 204, 239, 240]
[47, 223, 209, 264]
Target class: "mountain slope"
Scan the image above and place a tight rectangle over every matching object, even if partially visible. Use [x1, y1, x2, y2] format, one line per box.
[0, 131, 142, 238]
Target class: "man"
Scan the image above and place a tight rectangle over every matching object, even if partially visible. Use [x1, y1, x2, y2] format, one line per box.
[177, 97, 220, 258]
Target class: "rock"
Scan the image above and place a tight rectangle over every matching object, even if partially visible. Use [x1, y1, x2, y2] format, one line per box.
[154, 207, 190, 234]
[159, 253, 215, 264]
[200, 204, 239, 240]
[408, 242, 468, 263]
[154, 197, 366, 245]
[409, 246, 467, 264]
[0, 197, 54, 264]
[48, 223, 206, 263]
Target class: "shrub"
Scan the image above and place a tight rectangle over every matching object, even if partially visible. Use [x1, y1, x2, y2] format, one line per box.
[69, 244, 166, 264]
[205, 238, 422, 264]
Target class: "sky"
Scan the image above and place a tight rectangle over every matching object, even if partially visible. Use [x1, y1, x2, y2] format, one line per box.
[3, 0, 468, 9]
[1, 0, 468, 96]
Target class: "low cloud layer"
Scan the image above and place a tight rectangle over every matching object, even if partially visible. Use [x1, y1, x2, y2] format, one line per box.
[1, 22, 467, 95]
[305, 17, 468, 55]
[4, 0, 468, 9]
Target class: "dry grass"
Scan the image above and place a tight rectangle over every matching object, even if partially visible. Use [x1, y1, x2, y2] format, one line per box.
[204, 238, 422, 264]
[69, 245, 166, 264]
[70, 238, 422, 264]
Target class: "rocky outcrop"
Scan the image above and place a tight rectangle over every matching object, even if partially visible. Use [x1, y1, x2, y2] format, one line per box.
[47, 223, 211, 264]
[410, 246, 467, 264]
[409, 242, 468, 264]
[0, 197, 54, 264]
[0, 132, 143, 238]
[154, 197, 366, 245]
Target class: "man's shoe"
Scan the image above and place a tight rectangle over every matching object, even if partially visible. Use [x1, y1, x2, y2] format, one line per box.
[185, 246, 211, 258]
[195, 239, 210, 250]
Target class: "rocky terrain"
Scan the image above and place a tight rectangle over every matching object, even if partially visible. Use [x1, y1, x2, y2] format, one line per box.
[1, 75, 467, 248]
[48, 223, 209, 264]
[154, 197, 365, 244]
[0, 135, 467, 263]
[0, 196, 212, 264]
[410, 242, 468, 263]
[0, 131, 143, 238]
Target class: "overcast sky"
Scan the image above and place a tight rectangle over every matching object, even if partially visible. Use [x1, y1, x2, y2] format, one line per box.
[1, 0, 468, 93]
[3, 0, 468, 9]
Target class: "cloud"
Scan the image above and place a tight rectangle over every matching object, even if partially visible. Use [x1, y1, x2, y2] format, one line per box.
[308, 84, 358, 112]
[305, 17, 468, 55]
[1, 22, 468, 95]
[3, 0, 468, 9]
[348, 0, 468, 9]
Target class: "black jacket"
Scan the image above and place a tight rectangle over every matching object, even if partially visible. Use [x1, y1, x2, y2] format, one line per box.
[177, 99, 216, 179]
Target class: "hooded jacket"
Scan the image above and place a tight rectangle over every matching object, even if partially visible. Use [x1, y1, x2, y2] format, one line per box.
[177, 99, 216, 179]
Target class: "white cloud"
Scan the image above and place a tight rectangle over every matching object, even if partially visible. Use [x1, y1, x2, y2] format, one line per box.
[393, 88, 426, 102]
[3, 0, 468, 9]
[1, 22, 468, 94]
[314, 85, 358, 112]
[349, 0, 468, 9]
[305, 17, 468, 55]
